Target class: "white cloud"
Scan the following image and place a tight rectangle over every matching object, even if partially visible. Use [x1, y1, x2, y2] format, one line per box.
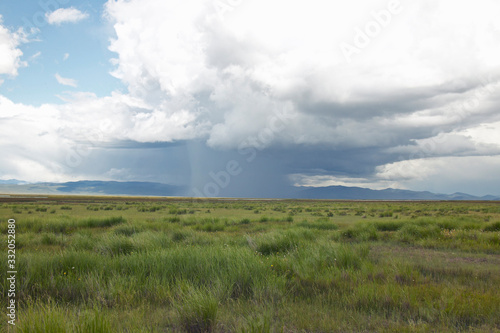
[374, 156, 500, 195]
[46, 7, 89, 25]
[289, 174, 401, 190]
[291, 153, 500, 195]
[0, 91, 211, 182]
[0, 17, 25, 78]
[55, 73, 78, 87]
[63, 53, 69, 61]
[461, 121, 500, 147]
[104, 0, 500, 150]
[0, 96, 72, 182]
[30, 51, 41, 62]
[104, 168, 133, 181]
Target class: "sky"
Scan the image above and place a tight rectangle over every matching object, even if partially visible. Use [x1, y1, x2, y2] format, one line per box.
[1, 0, 500, 197]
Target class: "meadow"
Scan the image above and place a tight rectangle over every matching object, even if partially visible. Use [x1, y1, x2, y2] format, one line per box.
[0, 196, 499, 332]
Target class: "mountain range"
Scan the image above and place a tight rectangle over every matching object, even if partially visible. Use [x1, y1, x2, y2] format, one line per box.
[0, 180, 498, 200]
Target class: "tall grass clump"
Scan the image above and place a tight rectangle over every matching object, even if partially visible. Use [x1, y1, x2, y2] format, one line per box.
[80, 216, 126, 228]
[435, 216, 484, 231]
[371, 220, 404, 231]
[397, 222, 440, 243]
[113, 222, 143, 236]
[131, 230, 171, 251]
[341, 224, 378, 241]
[22, 218, 71, 234]
[18, 303, 112, 333]
[70, 232, 95, 251]
[483, 221, 500, 232]
[18, 302, 68, 333]
[291, 242, 369, 276]
[171, 229, 192, 242]
[40, 232, 63, 246]
[96, 234, 136, 256]
[193, 218, 225, 232]
[175, 283, 219, 333]
[241, 315, 271, 333]
[297, 219, 339, 230]
[254, 230, 304, 255]
[75, 310, 112, 333]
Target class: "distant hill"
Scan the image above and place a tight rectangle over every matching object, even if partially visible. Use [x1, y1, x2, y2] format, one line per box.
[292, 185, 500, 201]
[0, 180, 186, 197]
[0, 180, 498, 200]
[0, 179, 27, 185]
[55, 181, 186, 196]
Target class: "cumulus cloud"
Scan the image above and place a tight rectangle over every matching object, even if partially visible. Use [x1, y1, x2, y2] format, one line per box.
[55, 73, 78, 87]
[0, 87, 213, 182]
[46, 7, 89, 25]
[0, 96, 72, 182]
[0, 17, 26, 78]
[104, 0, 500, 151]
[374, 156, 500, 195]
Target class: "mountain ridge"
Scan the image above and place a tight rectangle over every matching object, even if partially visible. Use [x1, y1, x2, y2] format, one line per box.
[292, 185, 499, 200]
[0, 180, 498, 200]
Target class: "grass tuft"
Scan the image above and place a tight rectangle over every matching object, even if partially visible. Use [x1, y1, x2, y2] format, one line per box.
[176, 283, 219, 333]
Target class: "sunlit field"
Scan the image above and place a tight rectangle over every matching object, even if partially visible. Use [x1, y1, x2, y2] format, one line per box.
[1, 196, 499, 332]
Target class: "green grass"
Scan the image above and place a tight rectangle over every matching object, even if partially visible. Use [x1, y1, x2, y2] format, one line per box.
[1, 197, 499, 332]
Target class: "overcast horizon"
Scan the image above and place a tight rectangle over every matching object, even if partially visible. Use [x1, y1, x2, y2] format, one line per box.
[1, 0, 500, 197]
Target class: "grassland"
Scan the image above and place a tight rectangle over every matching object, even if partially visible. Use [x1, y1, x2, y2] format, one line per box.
[1, 196, 499, 332]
